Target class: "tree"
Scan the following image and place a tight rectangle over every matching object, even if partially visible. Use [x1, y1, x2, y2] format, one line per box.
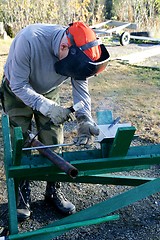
[1, 0, 102, 35]
[105, 0, 160, 34]
[1, 0, 160, 37]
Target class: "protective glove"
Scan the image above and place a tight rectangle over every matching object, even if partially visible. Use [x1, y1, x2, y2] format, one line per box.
[39, 98, 74, 126]
[75, 115, 100, 145]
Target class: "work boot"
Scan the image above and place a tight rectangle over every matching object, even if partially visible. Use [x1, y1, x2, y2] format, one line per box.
[45, 182, 76, 215]
[17, 181, 31, 221]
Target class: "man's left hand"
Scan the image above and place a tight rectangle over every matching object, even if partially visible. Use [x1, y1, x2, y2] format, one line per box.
[75, 115, 100, 145]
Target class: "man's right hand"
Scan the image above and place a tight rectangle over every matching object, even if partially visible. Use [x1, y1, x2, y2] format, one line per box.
[49, 105, 72, 126]
[39, 99, 73, 126]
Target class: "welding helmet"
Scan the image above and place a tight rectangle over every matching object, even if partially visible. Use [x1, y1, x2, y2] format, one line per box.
[54, 22, 110, 79]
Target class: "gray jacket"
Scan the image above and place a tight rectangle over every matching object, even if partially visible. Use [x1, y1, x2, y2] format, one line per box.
[4, 23, 91, 118]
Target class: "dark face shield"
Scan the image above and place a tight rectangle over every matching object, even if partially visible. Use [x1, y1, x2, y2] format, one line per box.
[54, 44, 110, 80]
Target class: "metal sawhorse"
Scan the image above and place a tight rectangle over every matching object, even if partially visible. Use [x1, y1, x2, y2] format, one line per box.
[1, 110, 160, 239]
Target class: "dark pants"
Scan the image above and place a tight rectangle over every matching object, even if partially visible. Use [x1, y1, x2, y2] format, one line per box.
[1, 78, 64, 147]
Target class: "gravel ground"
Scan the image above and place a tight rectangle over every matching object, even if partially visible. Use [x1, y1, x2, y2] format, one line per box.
[1, 161, 160, 240]
[1, 159, 160, 240]
[0, 41, 160, 239]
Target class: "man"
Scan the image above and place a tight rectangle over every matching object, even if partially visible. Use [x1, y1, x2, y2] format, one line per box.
[2, 21, 110, 221]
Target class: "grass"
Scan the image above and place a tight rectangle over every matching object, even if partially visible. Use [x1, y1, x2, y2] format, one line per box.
[0, 38, 13, 79]
[89, 62, 160, 143]
[0, 38, 13, 53]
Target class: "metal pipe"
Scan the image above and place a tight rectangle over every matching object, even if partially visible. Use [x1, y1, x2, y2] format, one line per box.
[30, 138, 78, 179]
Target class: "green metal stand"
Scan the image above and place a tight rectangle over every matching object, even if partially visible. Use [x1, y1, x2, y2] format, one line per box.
[1, 111, 160, 240]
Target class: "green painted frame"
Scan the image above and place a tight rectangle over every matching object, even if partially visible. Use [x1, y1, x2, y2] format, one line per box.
[1, 111, 160, 240]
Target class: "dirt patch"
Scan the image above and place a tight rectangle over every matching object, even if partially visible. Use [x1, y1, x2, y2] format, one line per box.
[0, 41, 160, 239]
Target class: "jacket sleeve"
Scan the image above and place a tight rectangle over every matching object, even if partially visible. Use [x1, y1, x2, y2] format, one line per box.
[8, 35, 46, 111]
[71, 78, 92, 120]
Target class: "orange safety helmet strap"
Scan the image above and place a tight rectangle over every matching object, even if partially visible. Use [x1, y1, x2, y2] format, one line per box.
[66, 30, 100, 52]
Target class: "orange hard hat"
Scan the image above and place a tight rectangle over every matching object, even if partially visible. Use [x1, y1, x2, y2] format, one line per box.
[66, 21, 101, 61]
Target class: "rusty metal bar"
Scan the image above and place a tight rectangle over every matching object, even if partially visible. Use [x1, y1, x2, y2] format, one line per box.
[30, 138, 78, 179]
